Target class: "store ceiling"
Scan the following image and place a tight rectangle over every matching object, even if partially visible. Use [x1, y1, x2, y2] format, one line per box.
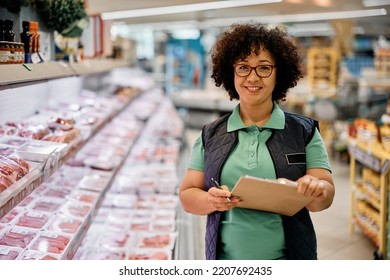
[86, 0, 390, 35]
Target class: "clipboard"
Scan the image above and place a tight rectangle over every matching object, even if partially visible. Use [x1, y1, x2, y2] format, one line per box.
[231, 175, 313, 216]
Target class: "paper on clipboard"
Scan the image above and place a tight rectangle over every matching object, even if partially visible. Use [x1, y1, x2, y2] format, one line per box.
[231, 175, 313, 216]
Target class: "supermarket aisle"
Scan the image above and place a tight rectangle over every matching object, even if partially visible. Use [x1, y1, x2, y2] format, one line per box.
[182, 128, 377, 260]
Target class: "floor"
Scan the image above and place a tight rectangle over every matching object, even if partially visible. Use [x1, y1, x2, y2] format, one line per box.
[181, 128, 378, 260]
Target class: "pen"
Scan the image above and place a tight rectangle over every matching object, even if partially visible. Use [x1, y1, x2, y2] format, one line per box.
[211, 177, 231, 202]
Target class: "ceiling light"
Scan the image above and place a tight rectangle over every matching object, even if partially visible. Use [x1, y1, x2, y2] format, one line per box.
[101, 0, 281, 20]
[119, 9, 387, 32]
[200, 8, 387, 26]
[362, 0, 390, 7]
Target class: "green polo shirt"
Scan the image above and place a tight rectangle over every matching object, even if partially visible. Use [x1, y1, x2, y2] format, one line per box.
[187, 103, 331, 260]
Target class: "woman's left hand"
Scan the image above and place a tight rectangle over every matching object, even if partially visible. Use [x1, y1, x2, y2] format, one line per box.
[296, 175, 328, 201]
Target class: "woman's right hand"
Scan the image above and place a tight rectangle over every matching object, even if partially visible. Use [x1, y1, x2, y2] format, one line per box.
[207, 186, 240, 211]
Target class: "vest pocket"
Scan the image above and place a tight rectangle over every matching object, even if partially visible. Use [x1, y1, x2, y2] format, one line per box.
[285, 153, 306, 165]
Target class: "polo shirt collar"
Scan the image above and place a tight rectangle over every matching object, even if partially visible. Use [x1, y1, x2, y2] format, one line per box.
[227, 102, 285, 132]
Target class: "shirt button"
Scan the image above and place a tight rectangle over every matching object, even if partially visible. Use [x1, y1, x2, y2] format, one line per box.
[251, 140, 256, 145]
[251, 152, 255, 157]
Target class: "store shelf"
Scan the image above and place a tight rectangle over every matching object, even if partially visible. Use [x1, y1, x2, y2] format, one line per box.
[0, 59, 129, 88]
[0, 62, 74, 86]
[348, 137, 389, 259]
[0, 92, 138, 219]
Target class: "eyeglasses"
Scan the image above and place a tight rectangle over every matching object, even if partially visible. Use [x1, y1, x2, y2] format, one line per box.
[234, 64, 276, 78]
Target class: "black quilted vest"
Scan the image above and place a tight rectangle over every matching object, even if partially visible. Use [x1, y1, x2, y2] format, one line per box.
[202, 112, 319, 260]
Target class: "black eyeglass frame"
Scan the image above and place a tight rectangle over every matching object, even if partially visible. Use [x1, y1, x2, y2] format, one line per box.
[233, 64, 276, 78]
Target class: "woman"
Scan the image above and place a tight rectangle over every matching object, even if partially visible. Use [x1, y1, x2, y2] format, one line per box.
[179, 22, 335, 260]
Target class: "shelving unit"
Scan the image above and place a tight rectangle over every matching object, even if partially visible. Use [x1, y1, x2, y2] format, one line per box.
[348, 138, 389, 259]
[307, 47, 340, 92]
[0, 59, 129, 88]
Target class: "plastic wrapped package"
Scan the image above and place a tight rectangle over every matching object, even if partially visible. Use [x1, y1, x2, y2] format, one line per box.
[69, 189, 99, 205]
[29, 230, 71, 255]
[19, 249, 59, 260]
[0, 136, 30, 147]
[0, 245, 23, 260]
[135, 232, 177, 250]
[0, 207, 24, 224]
[16, 122, 50, 140]
[127, 248, 172, 260]
[76, 170, 113, 193]
[0, 155, 30, 191]
[76, 247, 126, 260]
[152, 209, 176, 220]
[94, 232, 132, 250]
[46, 116, 75, 132]
[17, 194, 38, 207]
[59, 200, 92, 219]
[155, 195, 179, 209]
[14, 209, 52, 229]
[82, 154, 123, 171]
[0, 144, 16, 157]
[0, 124, 18, 137]
[93, 208, 133, 224]
[105, 217, 131, 232]
[101, 193, 137, 209]
[46, 215, 83, 235]
[151, 219, 176, 232]
[42, 128, 81, 144]
[133, 209, 153, 220]
[81, 142, 129, 158]
[109, 175, 138, 195]
[0, 226, 38, 248]
[15, 140, 67, 163]
[129, 219, 150, 231]
[41, 186, 72, 200]
[30, 197, 64, 213]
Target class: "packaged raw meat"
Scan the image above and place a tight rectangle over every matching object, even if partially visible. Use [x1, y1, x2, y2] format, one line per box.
[42, 186, 72, 199]
[127, 248, 171, 260]
[42, 128, 80, 144]
[0, 226, 38, 248]
[151, 219, 176, 232]
[0, 245, 23, 260]
[0, 136, 30, 147]
[30, 197, 64, 213]
[135, 232, 177, 250]
[105, 217, 131, 232]
[19, 249, 59, 260]
[30, 231, 71, 255]
[133, 209, 153, 219]
[59, 201, 91, 219]
[95, 232, 131, 249]
[152, 209, 176, 220]
[47, 117, 75, 131]
[83, 155, 122, 171]
[0, 207, 23, 223]
[76, 170, 112, 193]
[101, 193, 137, 209]
[46, 215, 83, 235]
[0, 124, 18, 137]
[0, 155, 29, 182]
[17, 194, 37, 207]
[15, 210, 51, 229]
[0, 174, 14, 192]
[130, 219, 150, 231]
[0, 144, 16, 157]
[78, 248, 126, 260]
[69, 189, 99, 205]
[15, 140, 66, 163]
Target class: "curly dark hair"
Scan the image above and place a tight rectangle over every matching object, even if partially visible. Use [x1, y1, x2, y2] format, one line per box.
[210, 22, 303, 101]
